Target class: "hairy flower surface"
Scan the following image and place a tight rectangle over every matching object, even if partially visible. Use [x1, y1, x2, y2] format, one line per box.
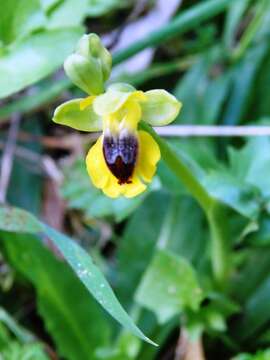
[53, 83, 181, 198]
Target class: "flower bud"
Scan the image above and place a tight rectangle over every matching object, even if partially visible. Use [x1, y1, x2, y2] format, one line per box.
[77, 34, 112, 82]
[64, 33, 112, 95]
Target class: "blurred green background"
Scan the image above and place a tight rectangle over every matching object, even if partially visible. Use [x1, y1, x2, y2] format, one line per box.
[1, 0, 270, 359]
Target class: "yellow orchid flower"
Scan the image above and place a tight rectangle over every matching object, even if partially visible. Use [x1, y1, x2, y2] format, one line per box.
[53, 83, 181, 198]
[52, 33, 182, 198]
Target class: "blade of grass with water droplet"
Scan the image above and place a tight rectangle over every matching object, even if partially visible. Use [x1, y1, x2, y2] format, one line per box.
[0, 205, 156, 346]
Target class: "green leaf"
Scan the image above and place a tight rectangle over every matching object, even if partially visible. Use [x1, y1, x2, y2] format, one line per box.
[232, 270, 270, 342]
[0, 28, 83, 99]
[53, 99, 102, 131]
[7, 118, 43, 215]
[2, 342, 50, 360]
[40, 0, 60, 12]
[115, 193, 168, 307]
[228, 137, 270, 198]
[248, 48, 270, 119]
[43, 225, 155, 345]
[223, 0, 251, 49]
[0, 78, 70, 122]
[0, 205, 155, 346]
[0, 323, 12, 351]
[0, 0, 46, 46]
[46, 0, 89, 28]
[2, 232, 110, 360]
[174, 48, 231, 125]
[0, 307, 34, 343]
[222, 42, 268, 125]
[233, 349, 270, 360]
[202, 172, 260, 219]
[87, 0, 125, 17]
[0, 207, 42, 234]
[136, 249, 203, 324]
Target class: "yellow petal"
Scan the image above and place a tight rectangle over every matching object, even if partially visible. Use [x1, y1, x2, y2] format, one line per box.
[119, 100, 142, 132]
[85, 136, 110, 188]
[85, 136, 126, 198]
[121, 174, 146, 198]
[80, 96, 96, 110]
[93, 87, 147, 116]
[137, 131, 161, 183]
[102, 175, 122, 198]
[129, 90, 147, 103]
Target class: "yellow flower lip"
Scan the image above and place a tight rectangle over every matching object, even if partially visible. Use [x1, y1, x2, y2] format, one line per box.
[103, 133, 138, 185]
[86, 130, 160, 198]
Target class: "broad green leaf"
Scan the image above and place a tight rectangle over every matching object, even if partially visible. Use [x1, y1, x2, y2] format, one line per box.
[40, 0, 60, 12]
[43, 225, 155, 345]
[60, 159, 147, 222]
[7, 118, 43, 215]
[115, 193, 168, 307]
[0, 0, 46, 46]
[248, 216, 270, 247]
[202, 172, 260, 219]
[46, 0, 89, 28]
[160, 197, 207, 264]
[0, 205, 155, 345]
[53, 99, 103, 131]
[231, 248, 270, 304]
[136, 249, 203, 324]
[2, 232, 110, 359]
[0, 207, 41, 234]
[228, 137, 270, 198]
[0, 28, 83, 99]
[232, 255, 270, 342]
[232, 271, 270, 342]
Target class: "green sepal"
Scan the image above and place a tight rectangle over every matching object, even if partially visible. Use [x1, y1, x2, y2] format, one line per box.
[141, 89, 182, 126]
[64, 53, 104, 95]
[53, 99, 102, 132]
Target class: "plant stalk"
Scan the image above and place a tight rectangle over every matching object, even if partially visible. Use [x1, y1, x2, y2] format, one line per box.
[232, 0, 269, 61]
[141, 122, 230, 287]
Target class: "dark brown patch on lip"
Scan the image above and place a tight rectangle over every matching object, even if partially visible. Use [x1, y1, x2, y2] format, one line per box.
[103, 134, 138, 184]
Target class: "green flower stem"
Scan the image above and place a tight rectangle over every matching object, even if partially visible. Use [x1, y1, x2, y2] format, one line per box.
[207, 203, 230, 288]
[141, 122, 213, 213]
[232, 0, 269, 62]
[113, 0, 234, 65]
[141, 122, 230, 287]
